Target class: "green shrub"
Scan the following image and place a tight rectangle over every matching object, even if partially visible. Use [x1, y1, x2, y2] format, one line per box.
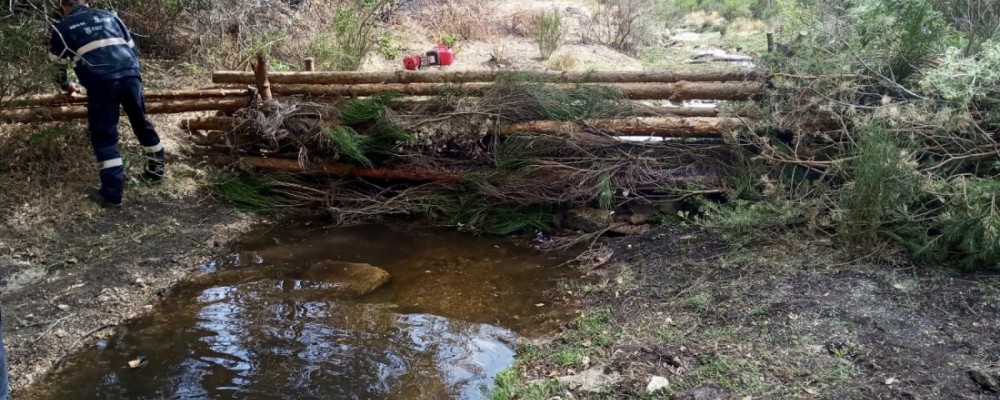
[921, 180, 1000, 269]
[0, 15, 54, 109]
[719, 0, 753, 19]
[919, 40, 1000, 120]
[839, 124, 922, 243]
[930, 0, 1000, 55]
[310, 0, 394, 71]
[532, 9, 566, 60]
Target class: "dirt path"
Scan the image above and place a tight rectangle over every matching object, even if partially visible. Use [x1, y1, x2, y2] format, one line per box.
[0, 113, 257, 394]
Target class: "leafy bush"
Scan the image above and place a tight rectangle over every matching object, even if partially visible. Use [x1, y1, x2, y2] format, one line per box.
[930, 0, 1000, 55]
[719, 0, 754, 19]
[532, 9, 566, 60]
[311, 0, 395, 71]
[583, 0, 657, 55]
[733, 0, 1000, 269]
[859, 0, 951, 81]
[0, 15, 54, 110]
[839, 124, 922, 243]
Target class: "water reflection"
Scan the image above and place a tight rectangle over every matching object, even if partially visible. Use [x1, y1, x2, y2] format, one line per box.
[38, 225, 572, 399]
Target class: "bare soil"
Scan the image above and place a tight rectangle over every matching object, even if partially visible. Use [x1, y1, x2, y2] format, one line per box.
[512, 228, 1000, 398]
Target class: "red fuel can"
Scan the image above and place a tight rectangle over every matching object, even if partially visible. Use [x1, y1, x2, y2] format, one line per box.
[434, 45, 454, 66]
[403, 55, 422, 70]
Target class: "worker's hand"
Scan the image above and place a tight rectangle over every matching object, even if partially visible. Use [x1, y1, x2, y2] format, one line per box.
[60, 84, 80, 103]
[61, 83, 80, 98]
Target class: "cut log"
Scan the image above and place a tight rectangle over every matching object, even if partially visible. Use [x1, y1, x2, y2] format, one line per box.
[687, 54, 755, 64]
[271, 82, 763, 101]
[252, 53, 273, 101]
[657, 107, 720, 118]
[6, 89, 250, 108]
[177, 106, 722, 133]
[500, 117, 746, 137]
[213, 70, 762, 85]
[180, 115, 747, 137]
[240, 156, 461, 182]
[1, 98, 251, 123]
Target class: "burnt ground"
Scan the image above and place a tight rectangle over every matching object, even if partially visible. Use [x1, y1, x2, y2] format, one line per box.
[501, 228, 1000, 399]
[0, 116, 257, 395]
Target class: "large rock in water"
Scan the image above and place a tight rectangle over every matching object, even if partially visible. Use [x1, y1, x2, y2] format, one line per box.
[303, 261, 391, 297]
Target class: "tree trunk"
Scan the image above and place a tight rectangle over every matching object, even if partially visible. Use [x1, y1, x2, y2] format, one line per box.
[6, 89, 250, 108]
[271, 82, 763, 101]
[181, 115, 747, 137]
[499, 117, 745, 137]
[213, 70, 762, 85]
[252, 53, 273, 101]
[1, 98, 251, 123]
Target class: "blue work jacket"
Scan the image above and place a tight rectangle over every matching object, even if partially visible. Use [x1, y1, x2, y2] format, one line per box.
[49, 5, 141, 89]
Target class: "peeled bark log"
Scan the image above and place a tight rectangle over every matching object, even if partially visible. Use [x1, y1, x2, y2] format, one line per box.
[657, 107, 720, 117]
[240, 156, 461, 182]
[271, 82, 763, 101]
[500, 117, 745, 137]
[213, 70, 763, 85]
[1, 98, 251, 123]
[7, 89, 250, 108]
[180, 115, 746, 137]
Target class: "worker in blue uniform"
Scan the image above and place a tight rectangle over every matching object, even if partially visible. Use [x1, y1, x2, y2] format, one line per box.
[49, 0, 165, 208]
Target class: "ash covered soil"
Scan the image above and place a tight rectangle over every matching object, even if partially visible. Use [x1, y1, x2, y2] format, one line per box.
[510, 228, 1000, 399]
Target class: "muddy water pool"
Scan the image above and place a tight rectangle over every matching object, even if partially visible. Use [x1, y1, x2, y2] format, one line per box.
[36, 224, 575, 399]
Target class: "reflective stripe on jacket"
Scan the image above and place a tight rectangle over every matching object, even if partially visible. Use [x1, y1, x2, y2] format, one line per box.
[49, 6, 141, 88]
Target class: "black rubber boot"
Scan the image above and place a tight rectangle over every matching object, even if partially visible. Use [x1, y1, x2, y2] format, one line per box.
[142, 150, 165, 185]
[86, 186, 122, 208]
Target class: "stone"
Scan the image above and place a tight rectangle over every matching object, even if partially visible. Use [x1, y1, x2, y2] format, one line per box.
[969, 369, 1000, 392]
[304, 261, 391, 297]
[628, 213, 650, 225]
[646, 376, 670, 393]
[557, 367, 621, 393]
[671, 382, 731, 400]
[565, 208, 613, 233]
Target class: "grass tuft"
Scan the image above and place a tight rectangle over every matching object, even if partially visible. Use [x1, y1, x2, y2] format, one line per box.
[213, 174, 290, 212]
[323, 126, 373, 167]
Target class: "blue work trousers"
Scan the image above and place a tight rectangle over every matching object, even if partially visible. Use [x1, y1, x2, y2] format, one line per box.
[87, 76, 164, 203]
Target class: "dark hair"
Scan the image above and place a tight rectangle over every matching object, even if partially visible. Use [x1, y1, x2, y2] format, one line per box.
[61, 0, 88, 6]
